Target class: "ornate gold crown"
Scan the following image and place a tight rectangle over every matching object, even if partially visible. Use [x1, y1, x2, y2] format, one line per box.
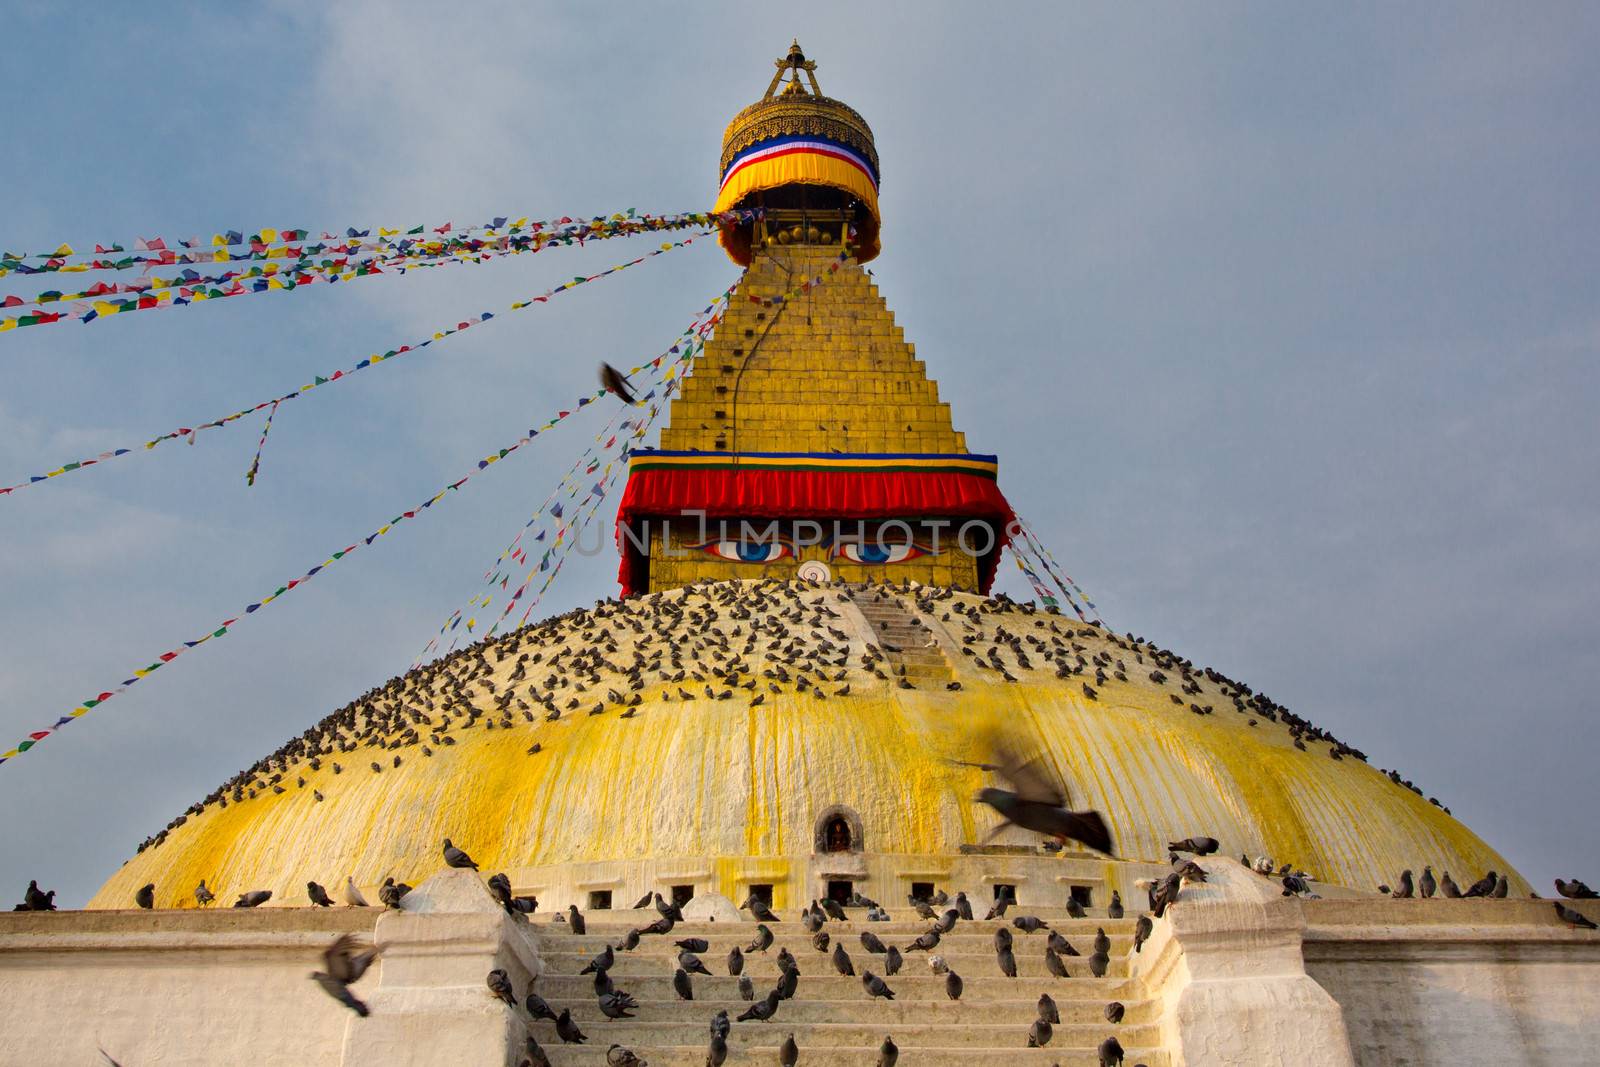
[718, 41, 879, 181]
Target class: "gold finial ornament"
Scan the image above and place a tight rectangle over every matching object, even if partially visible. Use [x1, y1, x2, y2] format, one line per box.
[713, 43, 882, 265]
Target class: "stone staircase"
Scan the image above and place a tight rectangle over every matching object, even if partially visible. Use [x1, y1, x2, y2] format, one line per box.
[846, 587, 955, 687]
[526, 906, 1164, 1066]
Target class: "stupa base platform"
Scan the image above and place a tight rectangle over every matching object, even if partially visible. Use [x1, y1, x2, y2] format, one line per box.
[5, 868, 1598, 1066]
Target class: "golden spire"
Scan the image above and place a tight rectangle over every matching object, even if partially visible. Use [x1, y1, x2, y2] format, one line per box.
[763, 39, 822, 98]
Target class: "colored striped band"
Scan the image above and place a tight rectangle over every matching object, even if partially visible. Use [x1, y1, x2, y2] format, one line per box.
[720, 134, 879, 191]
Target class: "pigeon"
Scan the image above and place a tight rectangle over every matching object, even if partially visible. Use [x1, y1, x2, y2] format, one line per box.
[556, 1008, 588, 1044]
[1065, 898, 1087, 919]
[487, 873, 514, 913]
[345, 877, 370, 907]
[135, 884, 155, 910]
[1088, 948, 1110, 977]
[1554, 902, 1598, 930]
[193, 879, 215, 907]
[812, 930, 831, 953]
[997, 944, 1017, 977]
[877, 1035, 898, 1067]
[1047, 931, 1079, 956]
[1556, 878, 1599, 899]
[1038, 993, 1060, 1024]
[581, 945, 615, 975]
[1099, 1035, 1125, 1066]
[706, 1033, 728, 1067]
[1105, 1000, 1125, 1024]
[1045, 947, 1070, 978]
[1492, 874, 1509, 898]
[984, 894, 1012, 921]
[1419, 866, 1437, 899]
[606, 1045, 646, 1067]
[600, 362, 638, 405]
[862, 970, 896, 1000]
[822, 898, 847, 921]
[310, 932, 380, 1016]
[1440, 872, 1462, 898]
[654, 892, 684, 923]
[679, 949, 712, 976]
[738, 975, 756, 1002]
[442, 838, 478, 870]
[832, 942, 855, 976]
[780, 1033, 799, 1067]
[745, 895, 780, 923]
[1392, 870, 1415, 899]
[1463, 871, 1498, 898]
[632, 892, 653, 909]
[954, 892, 973, 920]
[1282, 873, 1310, 897]
[525, 992, 558, 1021]
[933, 909, 959, 934]
[598, 991, 639, 1020]
[906, 929, 941, 953]
[234, 890, 272, 908]
[524, 1036, 552, 1067]
[1107, 891, 1124, 919]
[592, 968, 615, 997]
[775, 966, 799, 1001]
[1027, 1018, 1053, 1048]
[860, 930, 888, 954]
[487, 968, 517, 1006]
[568, 905, 587, 935]
[1152, 872, 1182, 917]
[676, 937, 710, 953]
[776, 947, 799, 975]
[710, 1010, 731, 1039]
[1168, 836, 1219, 856]
[1012, 915, 1049, 934]
[379, 878, 411, 910]
[945, 970, 963, 1000]
[1093, 927, 1111, 955]
[747, 924, 774, 953]
[956, 738, 1115, 855]
[1133, 915, 1153, 953]
[673, 967, 694, 1001]
[883, 946, 903, 976]
[307, 881, 334, 907]
[727, 946, 745, 975]
[738, 989, 779, 1021]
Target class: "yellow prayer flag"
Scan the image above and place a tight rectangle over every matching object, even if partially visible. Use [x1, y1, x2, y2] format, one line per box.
[260, 228, 278, 244]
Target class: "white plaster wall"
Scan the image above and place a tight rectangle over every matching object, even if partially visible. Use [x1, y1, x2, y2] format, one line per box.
[0, 909, 377, 1067]
[1303, 899, 1600, 1067]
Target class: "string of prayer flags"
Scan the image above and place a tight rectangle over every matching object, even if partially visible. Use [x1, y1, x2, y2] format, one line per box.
[0, 209, 734, 275]
[0, 296, 732, 770]
[244, 401, 281, 487]
[0, 211, 757, 333]
[1010, 513, 1101, 624]
[1, 232, 714, 499]
[413, 297, 730, 663]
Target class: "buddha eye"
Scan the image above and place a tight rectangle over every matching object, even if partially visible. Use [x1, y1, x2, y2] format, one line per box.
[692, 539, 793, 563]
[835, 542, 929, 564]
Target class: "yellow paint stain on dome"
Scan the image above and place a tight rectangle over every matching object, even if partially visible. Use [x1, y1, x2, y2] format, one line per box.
[90, 585, 1521, 910]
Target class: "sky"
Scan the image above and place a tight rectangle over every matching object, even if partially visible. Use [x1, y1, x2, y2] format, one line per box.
[2, 3, 1596, 906]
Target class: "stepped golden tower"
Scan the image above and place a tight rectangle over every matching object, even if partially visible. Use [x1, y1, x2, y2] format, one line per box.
[617, 41, 1013, 595]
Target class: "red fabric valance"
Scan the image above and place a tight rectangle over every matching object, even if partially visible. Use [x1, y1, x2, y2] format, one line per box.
[614, 464, 1014, 595]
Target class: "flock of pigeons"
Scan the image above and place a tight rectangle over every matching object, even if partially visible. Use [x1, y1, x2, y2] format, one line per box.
[116, 575, 1452, 876]
[490, 874, 1156, 1067]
